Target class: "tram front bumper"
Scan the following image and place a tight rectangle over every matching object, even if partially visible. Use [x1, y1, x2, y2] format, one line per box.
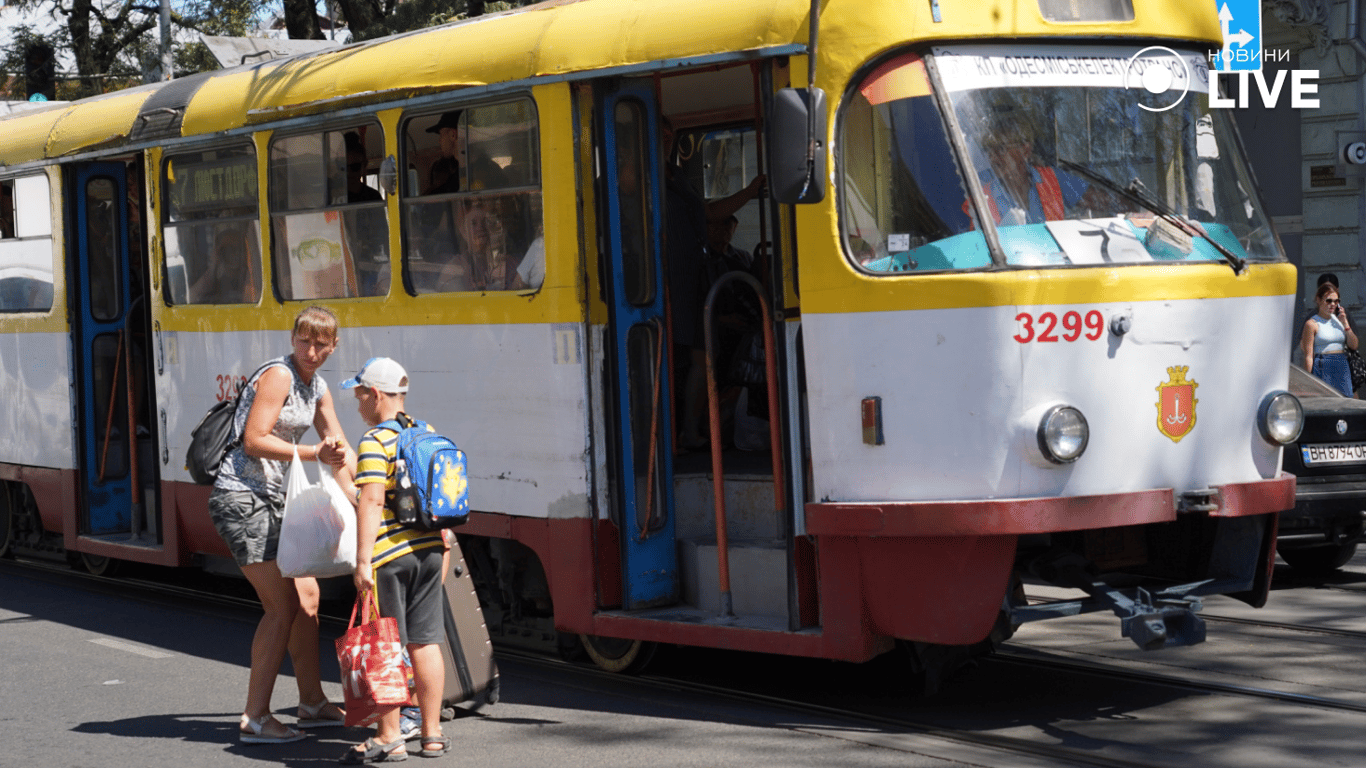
[804, 473, 1296, 538]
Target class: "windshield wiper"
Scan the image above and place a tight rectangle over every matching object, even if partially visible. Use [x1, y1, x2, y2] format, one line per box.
[1057, 158, 1246, 275]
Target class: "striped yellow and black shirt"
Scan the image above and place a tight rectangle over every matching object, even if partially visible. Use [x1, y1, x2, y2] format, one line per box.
[355, 415, 444, 568]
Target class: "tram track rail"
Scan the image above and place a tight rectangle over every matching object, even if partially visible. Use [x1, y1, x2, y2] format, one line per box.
[0, 556, 354, 630]
[1202, 611, 1366, 642]
[1315, 582, 1366, 595]
[507, 647, 1177, 768]
[993, 646, 1366, 716]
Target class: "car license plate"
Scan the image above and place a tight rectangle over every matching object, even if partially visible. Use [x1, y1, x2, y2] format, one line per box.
[1301, 443, 1366, 465]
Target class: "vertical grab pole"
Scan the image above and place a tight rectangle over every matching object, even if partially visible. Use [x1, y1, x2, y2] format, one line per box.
[702, 271, 786, 618]
[749, 62, 770, 277]
[701, 288, 734, 617]
[125, 324, 143, 539]
[639, 319, 665, 541]
[760, 299, 785, 514]
[98, 331, 125, 482]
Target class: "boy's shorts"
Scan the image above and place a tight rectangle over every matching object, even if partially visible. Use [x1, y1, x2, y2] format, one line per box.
[376, 547, 445, 646]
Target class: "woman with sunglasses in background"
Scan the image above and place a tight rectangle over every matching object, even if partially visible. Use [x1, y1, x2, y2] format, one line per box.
[1302, 280, 1358, 397]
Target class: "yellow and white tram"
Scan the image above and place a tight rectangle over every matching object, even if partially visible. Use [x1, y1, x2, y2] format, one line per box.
[0, 0, 1302, 674]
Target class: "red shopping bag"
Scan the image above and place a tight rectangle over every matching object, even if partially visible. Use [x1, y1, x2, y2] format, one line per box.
[336, 589, 412, 727]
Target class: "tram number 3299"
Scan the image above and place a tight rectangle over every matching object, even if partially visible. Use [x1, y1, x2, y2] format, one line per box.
[1014, 310, 1105, 344]
[215, 374, 249, 402]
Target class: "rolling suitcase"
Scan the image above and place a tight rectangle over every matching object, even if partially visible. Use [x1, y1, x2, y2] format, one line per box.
[439, 535, 500, 712]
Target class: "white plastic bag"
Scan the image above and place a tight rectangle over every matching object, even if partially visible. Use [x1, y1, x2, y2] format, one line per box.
[277, 447, 357, 578]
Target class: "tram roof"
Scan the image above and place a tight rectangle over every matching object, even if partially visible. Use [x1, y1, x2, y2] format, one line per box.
[0, 0, 1221, 167]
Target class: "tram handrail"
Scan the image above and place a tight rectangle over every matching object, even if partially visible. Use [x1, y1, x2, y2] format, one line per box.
[701, 270, 785, 618]
[97, 331, 125, 482]
[640, 317, 665, 541]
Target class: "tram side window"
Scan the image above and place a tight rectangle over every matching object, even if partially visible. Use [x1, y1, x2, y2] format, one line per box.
[0, 174, 56, 312]
[401, 98, 543, 293]
[840, 53, 982, 273]
[162, 145, 263, 305]
[270, 125, 389, 299]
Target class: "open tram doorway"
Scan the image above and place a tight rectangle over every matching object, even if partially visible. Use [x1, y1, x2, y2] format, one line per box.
[68, 158, 160, 560]
[592, 62, 802, 631]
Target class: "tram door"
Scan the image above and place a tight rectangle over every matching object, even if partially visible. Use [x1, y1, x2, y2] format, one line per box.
[600, 85, 679, 608]
[71, 163, 137, 536]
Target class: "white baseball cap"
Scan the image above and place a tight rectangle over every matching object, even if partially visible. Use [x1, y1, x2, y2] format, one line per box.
[341, 357, 409, 394]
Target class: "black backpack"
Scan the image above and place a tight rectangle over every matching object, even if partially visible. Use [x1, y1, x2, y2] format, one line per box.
[185, 361, 276, 485]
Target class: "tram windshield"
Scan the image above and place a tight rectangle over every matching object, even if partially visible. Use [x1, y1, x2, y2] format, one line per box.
[840, 45, 1282, 272]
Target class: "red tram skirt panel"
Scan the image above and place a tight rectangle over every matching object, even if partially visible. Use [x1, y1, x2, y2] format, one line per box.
[462, 474, 1291, 664]
[804, 474, 1294, 655]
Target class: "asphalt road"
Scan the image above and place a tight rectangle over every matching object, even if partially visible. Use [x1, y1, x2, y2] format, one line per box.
[0, 564, 1005, 768]
[6, 552, 1366, 768]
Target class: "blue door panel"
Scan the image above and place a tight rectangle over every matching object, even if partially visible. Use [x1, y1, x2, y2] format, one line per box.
[73, 163, 133, 535]
[601, 86, 679, 608]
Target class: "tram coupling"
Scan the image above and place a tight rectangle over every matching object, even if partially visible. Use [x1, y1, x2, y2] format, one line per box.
[1178, 489, 1221, 514]
[1015, 552, 1208, 650]
[1111, 588, 1207, 651]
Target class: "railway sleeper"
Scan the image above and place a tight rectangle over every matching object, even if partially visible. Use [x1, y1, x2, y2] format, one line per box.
[1016, 551, 1208, 650]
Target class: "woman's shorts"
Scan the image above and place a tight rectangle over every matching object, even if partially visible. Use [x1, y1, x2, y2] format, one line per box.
[376, 548, 445, 646]
[208, 488, 282, 567]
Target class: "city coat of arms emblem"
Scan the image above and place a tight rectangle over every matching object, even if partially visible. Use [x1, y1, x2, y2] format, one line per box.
[1156, 366, 1198, 443]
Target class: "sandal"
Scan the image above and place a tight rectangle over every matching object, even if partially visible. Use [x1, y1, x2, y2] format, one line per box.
[240, 714, 307, 745]
[297, 700, 347, 728]
[340, 737, 408, 764]
[420, 735, 450, 758]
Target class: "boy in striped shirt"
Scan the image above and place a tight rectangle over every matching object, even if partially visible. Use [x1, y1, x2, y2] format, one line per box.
[341, 357, 450, 763]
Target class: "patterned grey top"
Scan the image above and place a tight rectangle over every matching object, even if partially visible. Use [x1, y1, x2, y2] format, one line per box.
[214, 355, 327, 506]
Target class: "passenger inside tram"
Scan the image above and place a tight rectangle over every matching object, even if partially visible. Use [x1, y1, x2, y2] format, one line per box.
[426, 110, 466, 196]
[664, 120, 766, 451]
[405, 104, 542, 294]
[189, 220, 258, 303]
[340, 131, 389, 295]
[424, 198, 514, 292]
[969, 114, 1097, 225]
[344, 133, 383, 204]
[424, 110, 510, 195]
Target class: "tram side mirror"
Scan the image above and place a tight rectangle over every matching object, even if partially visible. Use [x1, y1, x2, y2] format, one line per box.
[770, 87, 827, 205]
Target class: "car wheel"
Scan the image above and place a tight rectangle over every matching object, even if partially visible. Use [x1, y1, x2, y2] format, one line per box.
[1278, 541, 1359, 575]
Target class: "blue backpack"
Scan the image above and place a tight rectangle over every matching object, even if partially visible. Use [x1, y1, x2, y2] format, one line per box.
[379, 413, 469, 530]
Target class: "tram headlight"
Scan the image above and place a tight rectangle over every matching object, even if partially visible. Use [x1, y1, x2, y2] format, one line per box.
[1258, 391, 1303, 445]
[1037, 405, 1089, 464]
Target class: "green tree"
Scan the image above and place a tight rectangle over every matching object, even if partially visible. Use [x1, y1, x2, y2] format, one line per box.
[2, 0, 539, 101]
[1, 0, 270, 99]
[318, 0, 527, 42]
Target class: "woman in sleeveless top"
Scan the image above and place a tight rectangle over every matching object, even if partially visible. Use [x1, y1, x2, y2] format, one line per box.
[1301, 282, 1358, 397]
[208, 306, 357, 743]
